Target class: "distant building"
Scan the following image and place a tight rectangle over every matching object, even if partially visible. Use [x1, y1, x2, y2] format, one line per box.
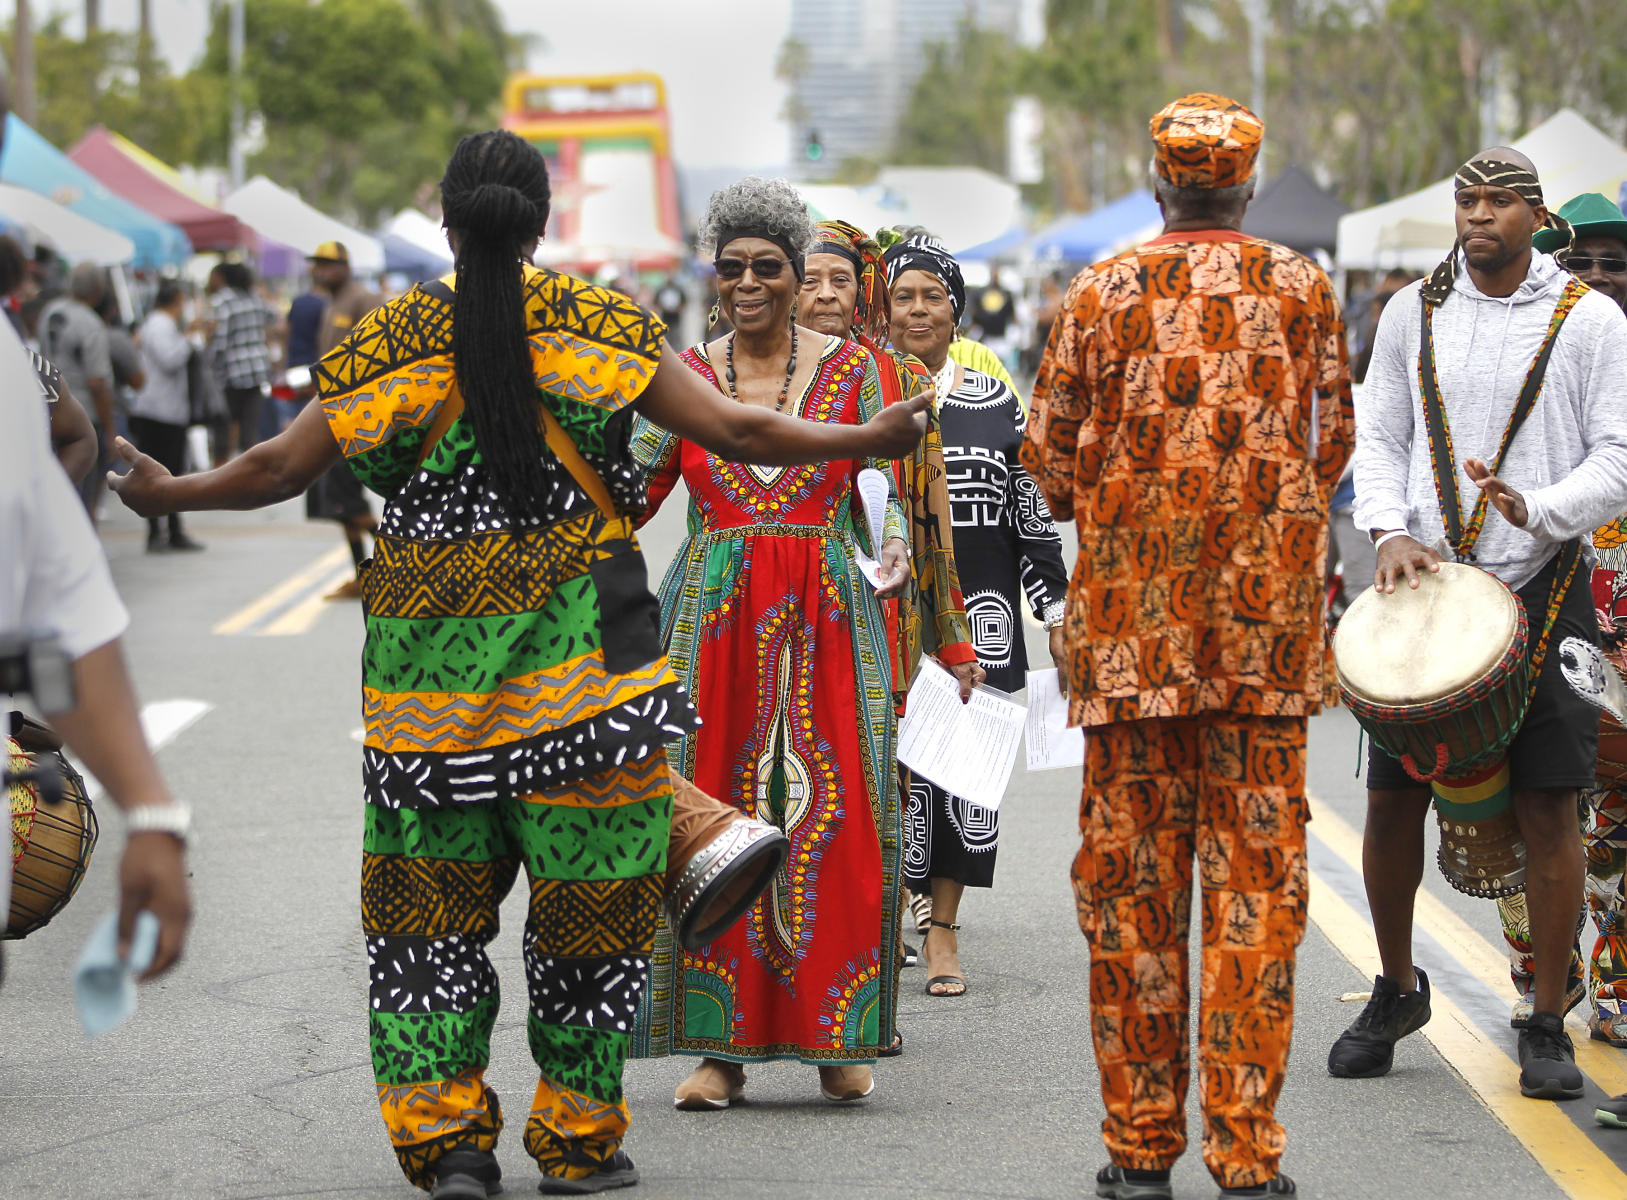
[785, 0, 1020, 168]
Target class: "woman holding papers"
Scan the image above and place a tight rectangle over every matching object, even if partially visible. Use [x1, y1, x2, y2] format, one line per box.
[884, 235, 1070, 997]
[631, 178, 911, 1108]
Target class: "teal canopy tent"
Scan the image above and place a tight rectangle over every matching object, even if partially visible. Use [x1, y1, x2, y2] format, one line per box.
[1, 115, 192, 268]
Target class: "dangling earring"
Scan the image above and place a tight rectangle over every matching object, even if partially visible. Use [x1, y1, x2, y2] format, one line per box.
[707, 300, 721, 332]
[789, 301, 799, 328]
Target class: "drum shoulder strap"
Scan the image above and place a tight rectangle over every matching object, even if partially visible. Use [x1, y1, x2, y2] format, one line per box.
[1418, 277, 1589, 557]
[1526, 539, 1585, 698]
[412, 278, 620, 526]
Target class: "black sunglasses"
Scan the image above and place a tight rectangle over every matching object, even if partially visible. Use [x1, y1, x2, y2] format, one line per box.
[1561, 254, 1627, 275]
[714, 256, 792, 280]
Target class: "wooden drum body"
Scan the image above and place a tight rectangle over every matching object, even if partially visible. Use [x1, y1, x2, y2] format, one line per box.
[1334, 563, 1531, 897]
[6, 736, 99, 939]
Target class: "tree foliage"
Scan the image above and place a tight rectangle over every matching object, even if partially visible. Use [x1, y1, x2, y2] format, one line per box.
[194, 0, 510, 223]
[6, 0, 514, 226]
[891, 17, 1017, 177]
[892, 0, 1627, 215]
[2, 14, 228, 168]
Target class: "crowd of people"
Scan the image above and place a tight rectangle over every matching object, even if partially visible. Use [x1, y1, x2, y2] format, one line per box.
[13, 79, 1627, 1200]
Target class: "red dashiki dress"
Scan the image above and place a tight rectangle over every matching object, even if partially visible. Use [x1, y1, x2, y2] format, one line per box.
[629, 334, 906, 1063]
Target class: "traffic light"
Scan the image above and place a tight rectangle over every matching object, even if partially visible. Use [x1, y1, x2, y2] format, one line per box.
[804, 129, 824, 162]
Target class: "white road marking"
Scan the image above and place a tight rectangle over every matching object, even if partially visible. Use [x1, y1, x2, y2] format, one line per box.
[74, 699, 213, 800]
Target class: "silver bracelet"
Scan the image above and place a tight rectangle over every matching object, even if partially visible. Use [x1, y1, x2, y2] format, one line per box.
[1373, 530, 1411, 552]
[125, 803, 192, 844]
[1042, 600, 1067, 630]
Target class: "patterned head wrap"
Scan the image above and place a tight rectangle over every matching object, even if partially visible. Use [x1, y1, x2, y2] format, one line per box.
[882, 235, 966, 325]
[813, 219, 890, 344]
[1420, 155, 1574, 308]
[1149, 92, 1263, 189]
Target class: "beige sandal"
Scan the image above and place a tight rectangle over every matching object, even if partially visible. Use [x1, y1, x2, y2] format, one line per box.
[818, 1064, 875, 1103]
[674, 1058, 746, 1110]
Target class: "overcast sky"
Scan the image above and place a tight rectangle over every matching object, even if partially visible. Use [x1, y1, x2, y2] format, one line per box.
[56, 0, 793, 167]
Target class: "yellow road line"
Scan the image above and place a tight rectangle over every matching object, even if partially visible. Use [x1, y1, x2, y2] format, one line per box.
[213, 545, 351, 635]
[1311, 796, 1627, 1099]
[1309, 866, 1624, 1200]
[261, 565, 358, 636]
[1308, 792, 1627, 1197]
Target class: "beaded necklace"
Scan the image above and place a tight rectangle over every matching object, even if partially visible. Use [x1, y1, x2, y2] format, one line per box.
[724, 328, 799, 412]
[931, 356, 956, 406]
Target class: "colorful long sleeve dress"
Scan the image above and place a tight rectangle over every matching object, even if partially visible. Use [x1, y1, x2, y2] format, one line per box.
[316, 268, 693, 1190]
[864, 340, 976, 709]
[903, 367, 1069, 891]
[630, 334, 906, 1064]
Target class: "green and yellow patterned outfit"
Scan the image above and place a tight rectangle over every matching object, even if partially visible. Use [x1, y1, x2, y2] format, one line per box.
[315, 268, 695, 1190]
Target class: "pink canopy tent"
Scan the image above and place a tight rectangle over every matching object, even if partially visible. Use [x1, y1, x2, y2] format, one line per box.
[67, 126, 254, 253]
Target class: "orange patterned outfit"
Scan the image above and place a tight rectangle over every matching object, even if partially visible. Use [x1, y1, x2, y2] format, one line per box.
[1023, 227, 1352, 1188]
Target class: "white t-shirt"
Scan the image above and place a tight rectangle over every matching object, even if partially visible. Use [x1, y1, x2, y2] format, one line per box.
[1, 320, 128, 661]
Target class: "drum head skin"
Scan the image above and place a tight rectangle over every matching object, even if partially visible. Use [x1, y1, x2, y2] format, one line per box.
[1335, 562, 1518, 705]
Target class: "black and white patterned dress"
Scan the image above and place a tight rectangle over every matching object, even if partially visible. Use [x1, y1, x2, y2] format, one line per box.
[904, 366, 1069, 890]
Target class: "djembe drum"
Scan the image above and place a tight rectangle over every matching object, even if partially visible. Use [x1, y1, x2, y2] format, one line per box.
[664, 769, 788, 950]
[1335, 563, 1532, 897]
[6, 715, 99, 939]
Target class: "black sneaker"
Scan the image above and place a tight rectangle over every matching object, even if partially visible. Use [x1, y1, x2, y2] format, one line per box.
[431, 1147, 502, 1199]
[1328, 968, 1431, 1078]
[537, 1151, 639, 1194]
[1220, 1175, 1297, 1197]
[1597, 1093, 1627, 1127]
[1518, 1011, 1583, 1099]
[1095, 1164, 1173, 1200]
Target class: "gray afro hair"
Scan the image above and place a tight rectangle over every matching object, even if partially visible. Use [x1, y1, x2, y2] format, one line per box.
[698, 176, 818, 258]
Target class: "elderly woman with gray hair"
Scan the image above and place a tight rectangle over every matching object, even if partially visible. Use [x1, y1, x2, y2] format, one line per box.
[630, 177, 911, 1108]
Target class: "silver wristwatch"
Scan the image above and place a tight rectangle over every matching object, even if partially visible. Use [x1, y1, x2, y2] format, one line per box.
[125, 803, 192, 843]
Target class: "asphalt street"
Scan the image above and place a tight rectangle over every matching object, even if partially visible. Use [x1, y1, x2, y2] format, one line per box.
[3, 490, 1625, 1199]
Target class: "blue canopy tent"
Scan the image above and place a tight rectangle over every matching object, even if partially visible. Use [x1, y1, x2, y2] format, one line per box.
[957, 225, 1028, 261]
[380, 231, 453, 281]
[0, 115, 191, 268]
[1029, 190, 1161, 263]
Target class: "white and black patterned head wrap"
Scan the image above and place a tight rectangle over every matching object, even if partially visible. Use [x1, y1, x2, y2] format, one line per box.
[1421, 154, 1574, 308]
[883, 235, 966, 324]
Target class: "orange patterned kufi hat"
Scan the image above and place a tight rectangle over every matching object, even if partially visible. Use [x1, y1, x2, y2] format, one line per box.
[1149, 92, 1263, 189]
[813, 219, 891, 344]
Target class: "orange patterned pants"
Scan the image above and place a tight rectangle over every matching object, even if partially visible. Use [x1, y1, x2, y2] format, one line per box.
[1074, 714, 1309, 1189]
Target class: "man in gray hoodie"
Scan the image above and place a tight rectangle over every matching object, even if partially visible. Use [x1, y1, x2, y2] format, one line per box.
[1330, 147, 1627, 1101]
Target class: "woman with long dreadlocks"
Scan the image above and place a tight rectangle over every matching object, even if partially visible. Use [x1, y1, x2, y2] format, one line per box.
[108, 132, 925, 1198]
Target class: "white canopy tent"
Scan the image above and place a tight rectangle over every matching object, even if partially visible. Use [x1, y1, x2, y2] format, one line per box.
[1337, 109, 1627, 271]
[222, 176, 386, 276]
[875, 167, 1023, 258]
[0, 181, 135, 265]
[796, 184, 913, 239]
